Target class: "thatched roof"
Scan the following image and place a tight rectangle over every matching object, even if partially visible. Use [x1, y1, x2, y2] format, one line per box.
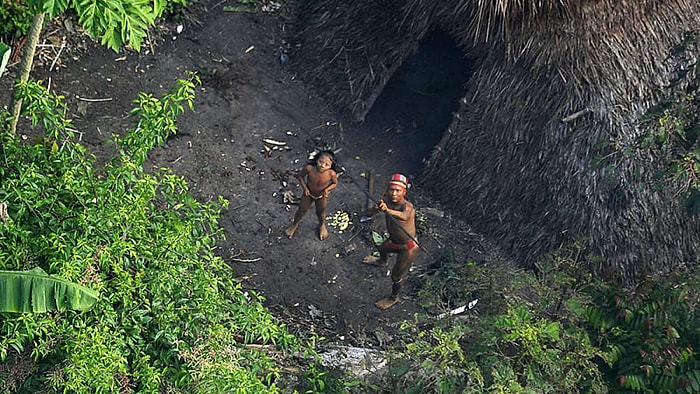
[289, 0, 700, 282]
[290, 0, 435, 121]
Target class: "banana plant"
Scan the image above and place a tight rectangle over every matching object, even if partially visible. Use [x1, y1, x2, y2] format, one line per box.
[0, 42, 9, 79]
[0, 267, 99, 313]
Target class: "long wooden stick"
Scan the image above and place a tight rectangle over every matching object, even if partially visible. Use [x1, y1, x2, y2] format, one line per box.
[366, 169, 375, 210]
[342, 166, 434, 260]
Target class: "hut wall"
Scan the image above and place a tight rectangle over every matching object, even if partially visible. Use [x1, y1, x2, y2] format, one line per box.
[424, 0, 700, 280]
[290, 0, 438, 121]
[291, 0, 700, 281]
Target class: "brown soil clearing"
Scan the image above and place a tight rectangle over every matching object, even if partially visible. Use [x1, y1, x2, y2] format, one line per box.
[0, 0, 506, 348]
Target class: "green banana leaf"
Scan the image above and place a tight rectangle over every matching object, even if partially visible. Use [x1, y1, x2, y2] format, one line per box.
[0, 42, 10, 79]
[0, 267, 99, 313]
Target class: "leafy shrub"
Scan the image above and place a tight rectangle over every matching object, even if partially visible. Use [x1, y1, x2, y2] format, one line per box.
[585, 268, 700, 393]
[0, 0, 193, 47]
[0, 0, 32, 39]
[637, 31, 700, 211]
[0, 75, 299, 392]
[398, 319, 474, 393]
[409, 233, 700, 393]
[415, 249, 507, 316]
[473, 304, 605, 393]
[399, 243, 607, 393]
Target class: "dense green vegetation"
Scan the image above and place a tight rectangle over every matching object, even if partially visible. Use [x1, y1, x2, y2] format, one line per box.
[0, 76, 301, 392]
[1, 4, 699, 393]
[637, 31, 700, 213]
[0, 0, 32, 40]
[1, 0, 165, 51]
[382, 242, 700, 393]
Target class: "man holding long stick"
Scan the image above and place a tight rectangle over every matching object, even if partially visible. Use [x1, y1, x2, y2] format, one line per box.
[362, 173, 419, 310]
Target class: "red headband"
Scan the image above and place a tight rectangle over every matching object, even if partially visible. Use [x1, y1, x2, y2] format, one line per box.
[389, 173, 408, 189]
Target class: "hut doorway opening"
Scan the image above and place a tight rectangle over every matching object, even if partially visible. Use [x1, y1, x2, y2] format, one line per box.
[362, 30, 472, 175]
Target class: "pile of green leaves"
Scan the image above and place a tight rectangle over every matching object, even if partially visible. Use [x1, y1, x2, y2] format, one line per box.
[0, 75, 298, 392]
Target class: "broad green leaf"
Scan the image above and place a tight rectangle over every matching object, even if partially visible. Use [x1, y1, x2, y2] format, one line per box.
[39, 0, 71, 18]
[565, 298, 585, 316]
[75, 0, 106, 45]
[74, 0, 158, 51]
[0, 42, 10, 79]
[153, 0, 166, 16]
[542, 322, 560, 340]
[0, 267, 99, 313]
[371, 230, 388, 246]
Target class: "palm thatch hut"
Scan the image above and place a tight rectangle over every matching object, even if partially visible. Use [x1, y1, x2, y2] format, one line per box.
[289, 0, 700, 281]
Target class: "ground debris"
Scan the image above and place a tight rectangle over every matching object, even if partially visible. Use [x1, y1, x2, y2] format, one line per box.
[283, 190, 298, 204]
[318, 345, 388, 377]
[372, 328, 393, 347]
[308, 304, 323, 319]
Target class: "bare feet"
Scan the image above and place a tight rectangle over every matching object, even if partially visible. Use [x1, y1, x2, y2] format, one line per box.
[375, 296, 399, 310]
[319, 224, 328, 240]
[285, 225, 297, 239]
[362, 255, 386, 267]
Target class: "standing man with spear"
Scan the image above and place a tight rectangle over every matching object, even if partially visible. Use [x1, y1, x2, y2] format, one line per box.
[362, 174, 419, 310]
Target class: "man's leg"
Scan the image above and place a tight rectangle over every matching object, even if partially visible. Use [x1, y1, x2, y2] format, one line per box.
[315, 197, 329, 240]
[285, 195, 312, 238]
[363, 241, 390, 266]
[375, 247, 418, 310]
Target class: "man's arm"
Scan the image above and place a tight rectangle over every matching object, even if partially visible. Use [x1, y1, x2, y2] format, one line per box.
[379, 200, 413, 222]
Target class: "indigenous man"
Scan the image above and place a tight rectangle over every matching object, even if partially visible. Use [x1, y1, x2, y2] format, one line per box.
[363, 173, 418, 310]
[285, 151, 338, 240]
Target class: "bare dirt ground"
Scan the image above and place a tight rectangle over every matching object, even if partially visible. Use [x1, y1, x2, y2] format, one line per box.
[1, 1, 507, 349]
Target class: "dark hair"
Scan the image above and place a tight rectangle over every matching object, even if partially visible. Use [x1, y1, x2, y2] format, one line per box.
[307, 150, 338, 172]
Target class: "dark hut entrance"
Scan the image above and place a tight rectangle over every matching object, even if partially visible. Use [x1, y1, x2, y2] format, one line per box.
[362, 30, 472, 176]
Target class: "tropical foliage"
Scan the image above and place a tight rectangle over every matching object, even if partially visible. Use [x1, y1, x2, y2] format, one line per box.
[391, 238, 700, 394]
[30, 0, 167, 51]
[0, 75, 298, 392]
[379, 243, 607, 393]
[586, 269, 700, 393]
[0, 42, 10, 78]
[0, 267, 99, 313]
[638, 31, 700, 212]
[0, 0, 32, 39]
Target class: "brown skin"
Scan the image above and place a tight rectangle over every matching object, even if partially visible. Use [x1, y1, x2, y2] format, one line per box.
[285, 153, 338, 240]
[362, 183, 418, 309]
